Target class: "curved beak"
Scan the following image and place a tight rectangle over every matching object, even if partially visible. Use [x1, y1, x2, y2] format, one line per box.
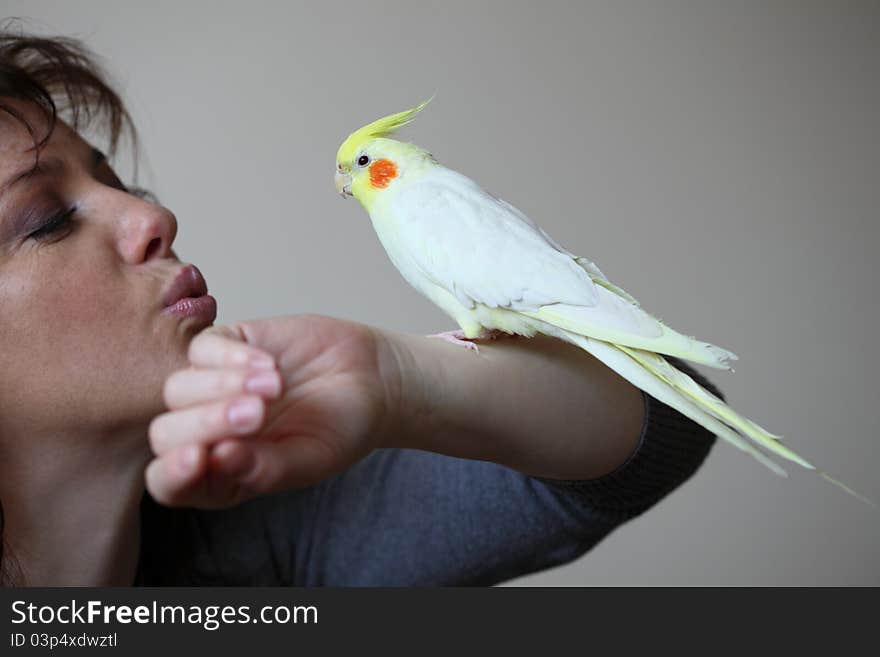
[335, 171, 353, 198]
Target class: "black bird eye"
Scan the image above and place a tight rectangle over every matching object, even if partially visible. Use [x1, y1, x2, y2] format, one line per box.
[357, 155, 370, 167]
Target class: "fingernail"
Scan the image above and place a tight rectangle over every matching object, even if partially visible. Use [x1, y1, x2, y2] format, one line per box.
[248, 353, 275, 370]
[244, 371, 281, 397]
[227, 397, 262, 431]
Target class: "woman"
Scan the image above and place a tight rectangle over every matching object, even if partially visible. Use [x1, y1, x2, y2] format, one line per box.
[0, 29, 721, 586]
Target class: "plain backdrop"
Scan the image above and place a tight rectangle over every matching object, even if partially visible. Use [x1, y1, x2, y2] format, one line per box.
[3, 1, 877, 585]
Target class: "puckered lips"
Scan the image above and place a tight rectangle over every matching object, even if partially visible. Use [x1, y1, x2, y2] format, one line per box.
[161, 264, 217, 324]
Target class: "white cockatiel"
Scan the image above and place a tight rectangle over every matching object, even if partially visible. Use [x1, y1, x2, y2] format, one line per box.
[334, 100, 871, 504]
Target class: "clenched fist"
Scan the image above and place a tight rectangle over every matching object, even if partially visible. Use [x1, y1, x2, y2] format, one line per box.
[146, 314, 405, 508]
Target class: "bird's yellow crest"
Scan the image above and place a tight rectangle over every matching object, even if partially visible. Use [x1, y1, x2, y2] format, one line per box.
[336, 97, 432, 166]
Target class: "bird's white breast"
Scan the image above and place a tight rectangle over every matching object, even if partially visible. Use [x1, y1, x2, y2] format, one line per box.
[366, 169, 477, 322]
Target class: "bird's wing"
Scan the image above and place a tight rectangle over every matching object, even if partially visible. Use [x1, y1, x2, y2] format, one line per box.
[389, 167, 655, 334]
[389, 166, 737, 369]
[494, 196, 643, 307]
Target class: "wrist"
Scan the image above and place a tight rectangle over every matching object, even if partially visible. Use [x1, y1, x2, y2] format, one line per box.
[369, 327, 436, 447]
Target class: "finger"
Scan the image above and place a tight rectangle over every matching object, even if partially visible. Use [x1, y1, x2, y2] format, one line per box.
[144, 443, 208, 506]
[149, 394, 266, 455]
[159, 440, 257, 509]
[188, 329, 275, 370]
[164, 367, 282, 410]
[145, 441, 258, 509]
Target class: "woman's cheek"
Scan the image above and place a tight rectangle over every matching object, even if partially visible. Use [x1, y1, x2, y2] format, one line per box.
[30, 254, 112, 323]
[3, 257, 123, 367]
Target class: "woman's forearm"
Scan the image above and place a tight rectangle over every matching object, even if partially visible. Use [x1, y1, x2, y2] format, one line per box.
[377, 330, 646, 481]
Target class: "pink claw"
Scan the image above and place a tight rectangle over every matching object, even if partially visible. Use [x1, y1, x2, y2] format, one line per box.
[426, 328, 511, 353]
[427, 329, 481, 352]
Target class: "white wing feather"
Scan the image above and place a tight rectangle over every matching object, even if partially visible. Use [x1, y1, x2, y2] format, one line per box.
[387, 166, 663, 338]
[390, 167, 598, 310]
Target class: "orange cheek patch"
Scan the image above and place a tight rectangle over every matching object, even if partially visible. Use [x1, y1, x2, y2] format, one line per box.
[369, 159, 398, 188]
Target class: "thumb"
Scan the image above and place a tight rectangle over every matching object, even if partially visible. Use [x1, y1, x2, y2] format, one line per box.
[187, 322, 276, 370]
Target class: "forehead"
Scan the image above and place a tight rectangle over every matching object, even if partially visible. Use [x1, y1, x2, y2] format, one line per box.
[0, 99, 86, 179]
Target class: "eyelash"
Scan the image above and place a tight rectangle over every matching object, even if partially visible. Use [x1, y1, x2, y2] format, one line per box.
[29, 207, 76, 242]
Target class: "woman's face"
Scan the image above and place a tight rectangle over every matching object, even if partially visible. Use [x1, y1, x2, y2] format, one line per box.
[0, 102, 216, 438]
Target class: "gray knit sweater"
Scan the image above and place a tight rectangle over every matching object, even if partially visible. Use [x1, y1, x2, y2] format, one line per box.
[135, 356, 720, 585]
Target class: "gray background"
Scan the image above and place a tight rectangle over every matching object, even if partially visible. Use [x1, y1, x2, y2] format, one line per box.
[4, 1, 877, 585]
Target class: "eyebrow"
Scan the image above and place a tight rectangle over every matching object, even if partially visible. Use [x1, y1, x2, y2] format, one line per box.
[0, 147, 107, 201]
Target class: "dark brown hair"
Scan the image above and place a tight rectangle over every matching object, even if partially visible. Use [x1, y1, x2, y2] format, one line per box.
[0, 19, 143, 586]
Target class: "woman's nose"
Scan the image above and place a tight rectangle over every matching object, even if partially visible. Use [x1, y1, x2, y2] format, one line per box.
[117, 198, 179, 264]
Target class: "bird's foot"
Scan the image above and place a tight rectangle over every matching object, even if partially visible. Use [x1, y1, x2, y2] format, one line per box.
[426, 328, 509, 353]
[427, 329, 481, 352]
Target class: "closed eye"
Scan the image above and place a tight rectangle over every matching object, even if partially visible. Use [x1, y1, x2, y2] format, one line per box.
[28, 207, 76, 242]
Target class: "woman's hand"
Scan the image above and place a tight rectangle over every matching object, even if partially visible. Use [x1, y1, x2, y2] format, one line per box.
[146, 314, 404, 508]
[146, 312, 645, 509]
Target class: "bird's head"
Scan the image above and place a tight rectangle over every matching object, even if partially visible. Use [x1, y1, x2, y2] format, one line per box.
[335, 98, 434, 212]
